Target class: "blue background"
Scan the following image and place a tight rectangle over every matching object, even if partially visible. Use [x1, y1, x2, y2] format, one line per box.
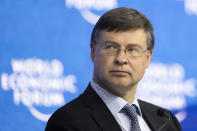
[0, 0, 197, 130]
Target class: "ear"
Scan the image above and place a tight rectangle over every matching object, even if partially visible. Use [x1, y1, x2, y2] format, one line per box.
[90, 43, 95, 61]
[145, 49, 153, 68]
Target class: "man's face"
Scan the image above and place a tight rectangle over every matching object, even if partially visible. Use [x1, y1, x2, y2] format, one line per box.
[91, 29, 153, 95]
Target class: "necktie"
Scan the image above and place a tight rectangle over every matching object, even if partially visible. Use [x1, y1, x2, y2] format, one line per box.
[122, 104, 141, 131]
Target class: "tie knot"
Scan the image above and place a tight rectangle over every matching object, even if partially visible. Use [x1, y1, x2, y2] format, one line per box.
[122, 104, 138, 116]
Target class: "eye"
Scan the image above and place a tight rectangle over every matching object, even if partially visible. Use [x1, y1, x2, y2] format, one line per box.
[127, 48, 139, 53]
[104, 43, 119, 49]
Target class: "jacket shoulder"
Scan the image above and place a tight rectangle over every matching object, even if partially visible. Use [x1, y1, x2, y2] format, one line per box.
[45, 95, 92, 131]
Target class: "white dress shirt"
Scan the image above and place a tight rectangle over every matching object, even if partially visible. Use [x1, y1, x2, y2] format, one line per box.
[90, 80, 151, 131]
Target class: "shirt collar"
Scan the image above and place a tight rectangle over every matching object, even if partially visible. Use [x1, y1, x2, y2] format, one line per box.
[90, 80, 142, 116]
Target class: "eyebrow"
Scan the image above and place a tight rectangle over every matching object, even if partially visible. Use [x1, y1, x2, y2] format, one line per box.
[104, 40, 143, 49]
[104, 40, 119, 45]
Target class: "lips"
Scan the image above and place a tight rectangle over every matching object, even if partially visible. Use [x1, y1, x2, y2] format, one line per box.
[110, 70, 131, 76]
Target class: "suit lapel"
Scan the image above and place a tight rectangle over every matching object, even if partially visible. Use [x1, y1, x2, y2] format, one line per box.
[138, 99, 169, 131]
[81, 84, 122, 131]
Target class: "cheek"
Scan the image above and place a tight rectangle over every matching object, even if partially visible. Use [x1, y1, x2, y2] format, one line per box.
[130, 57, 148, 72]
[94, 55, 111, 71]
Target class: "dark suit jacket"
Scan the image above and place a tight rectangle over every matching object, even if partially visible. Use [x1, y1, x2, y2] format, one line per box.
[45, 84, 182, 131]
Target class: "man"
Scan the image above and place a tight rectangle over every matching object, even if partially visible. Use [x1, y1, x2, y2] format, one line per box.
[45, 7, 182, 131]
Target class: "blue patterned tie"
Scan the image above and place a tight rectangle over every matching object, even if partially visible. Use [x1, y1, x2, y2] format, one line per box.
[122, 104, 141, 131]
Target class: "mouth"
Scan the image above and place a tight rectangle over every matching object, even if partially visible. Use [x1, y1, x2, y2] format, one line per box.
[110, 70, 130, 76]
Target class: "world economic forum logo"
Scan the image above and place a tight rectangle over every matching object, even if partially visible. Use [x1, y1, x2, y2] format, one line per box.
[1, 58, 77, 122]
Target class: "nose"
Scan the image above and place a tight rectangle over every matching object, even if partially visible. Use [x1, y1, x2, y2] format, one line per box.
[115, 49, 128, 65]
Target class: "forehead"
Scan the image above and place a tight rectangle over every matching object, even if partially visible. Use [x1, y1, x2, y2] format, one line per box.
[97, 29, 147, 48]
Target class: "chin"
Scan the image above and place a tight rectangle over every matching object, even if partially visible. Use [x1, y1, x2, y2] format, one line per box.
[107, 80, 132, 88]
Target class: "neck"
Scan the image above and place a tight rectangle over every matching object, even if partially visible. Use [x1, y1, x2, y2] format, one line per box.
[93, 78, 138, 103]
[124, 88, 137, 103]
[116, 84, 137, 103]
